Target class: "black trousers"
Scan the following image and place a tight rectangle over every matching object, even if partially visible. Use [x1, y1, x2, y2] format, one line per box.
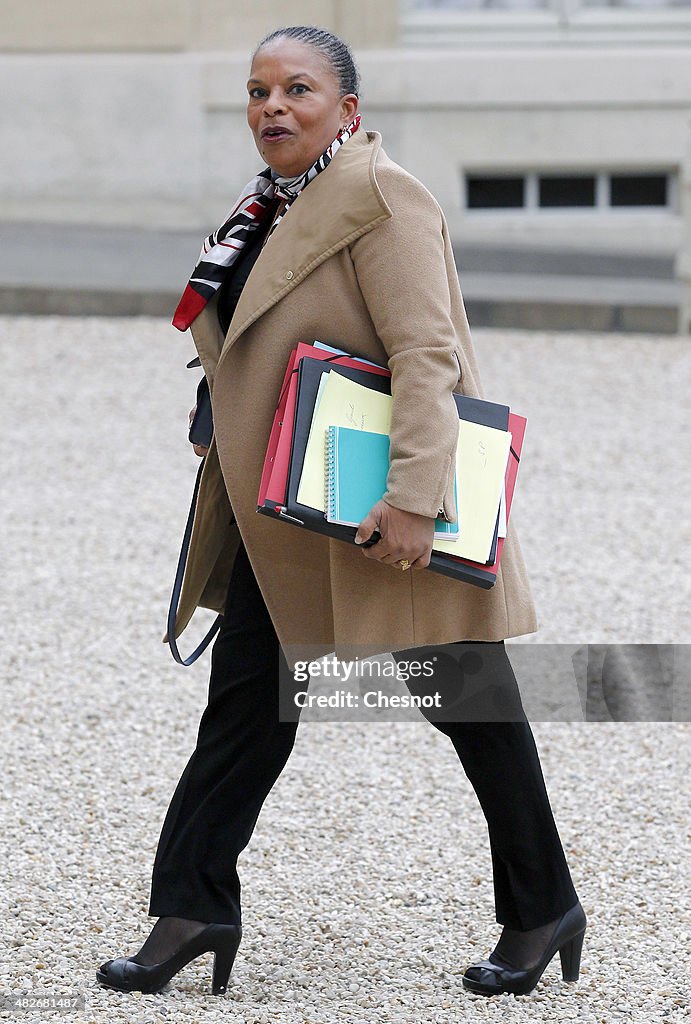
[149, 542, 579, 930]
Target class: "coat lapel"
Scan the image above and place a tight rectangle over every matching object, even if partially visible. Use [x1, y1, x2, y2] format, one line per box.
[189, 293, 225, 387]
[214, 130, 392, 373]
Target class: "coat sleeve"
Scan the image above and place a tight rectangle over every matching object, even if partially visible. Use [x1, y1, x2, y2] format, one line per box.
[349, 166, 462, 523]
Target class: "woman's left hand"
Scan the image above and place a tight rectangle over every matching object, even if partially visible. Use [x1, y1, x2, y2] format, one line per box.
[354, 499, 435, 570]
[188, 404, 210, 458]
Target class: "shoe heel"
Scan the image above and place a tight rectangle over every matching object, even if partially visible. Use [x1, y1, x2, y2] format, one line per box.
[559, 928, 585, 982]
[209, 926, 242, 995]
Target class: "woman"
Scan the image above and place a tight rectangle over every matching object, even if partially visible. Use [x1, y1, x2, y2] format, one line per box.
[96, 25, 586, 999]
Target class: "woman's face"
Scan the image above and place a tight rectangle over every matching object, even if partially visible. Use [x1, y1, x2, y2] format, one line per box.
[247, 39, 358, 178]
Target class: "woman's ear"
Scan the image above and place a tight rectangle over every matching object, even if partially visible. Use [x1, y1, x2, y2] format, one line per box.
[340, 93, 359, 125]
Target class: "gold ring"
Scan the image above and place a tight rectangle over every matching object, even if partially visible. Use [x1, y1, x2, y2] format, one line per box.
[398, 559, 411, 571]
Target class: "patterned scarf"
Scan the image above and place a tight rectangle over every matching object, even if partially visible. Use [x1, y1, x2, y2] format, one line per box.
[172, 114, 361, 331]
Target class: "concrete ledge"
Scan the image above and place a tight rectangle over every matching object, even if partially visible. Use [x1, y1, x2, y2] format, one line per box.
[0, 284, 679, 333]
[0, 222, 682, 332]
[0, 286, 179, 319]
[464, 299, 679, 334]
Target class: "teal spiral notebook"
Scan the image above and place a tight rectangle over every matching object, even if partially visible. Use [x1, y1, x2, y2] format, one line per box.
[324, 425, 459, 539]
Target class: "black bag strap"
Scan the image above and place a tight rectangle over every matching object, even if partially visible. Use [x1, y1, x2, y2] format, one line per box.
[166, 456, 223, 666]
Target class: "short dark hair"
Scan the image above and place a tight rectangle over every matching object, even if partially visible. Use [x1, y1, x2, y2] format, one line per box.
[254, 25, 360, 97]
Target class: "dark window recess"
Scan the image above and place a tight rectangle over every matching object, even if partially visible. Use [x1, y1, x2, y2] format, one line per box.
[466, 176, 524, 208]
[539, 175, 596, 207]
[610, 174, 668, 207]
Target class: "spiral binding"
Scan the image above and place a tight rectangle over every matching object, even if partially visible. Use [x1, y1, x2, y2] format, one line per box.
[325, 424, 338, 522]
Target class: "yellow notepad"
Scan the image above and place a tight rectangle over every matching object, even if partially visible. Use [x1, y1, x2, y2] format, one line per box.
[296, 372, 393, 512]
[433, 421, 511, 563]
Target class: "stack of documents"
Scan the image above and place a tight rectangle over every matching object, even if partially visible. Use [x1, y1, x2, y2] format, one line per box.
[257, 341, 527, 590]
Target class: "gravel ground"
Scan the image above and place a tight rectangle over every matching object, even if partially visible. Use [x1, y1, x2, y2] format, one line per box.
[1, 316, 689, 1023]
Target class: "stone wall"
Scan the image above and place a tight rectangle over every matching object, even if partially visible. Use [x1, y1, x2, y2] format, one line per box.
[0, 0, 399, 51]
[1, 1, 690, 329]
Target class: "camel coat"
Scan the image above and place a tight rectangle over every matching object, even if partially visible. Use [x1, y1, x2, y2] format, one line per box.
[168, 128, 538, 669]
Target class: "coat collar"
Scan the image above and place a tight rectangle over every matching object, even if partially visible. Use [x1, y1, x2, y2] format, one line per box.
[194, 129, 391, 375]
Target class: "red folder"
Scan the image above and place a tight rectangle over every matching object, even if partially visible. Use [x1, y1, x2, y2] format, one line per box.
[257, 350, 296, 507]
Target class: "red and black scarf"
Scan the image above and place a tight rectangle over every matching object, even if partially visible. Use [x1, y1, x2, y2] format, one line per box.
[172, 114, 361, 331]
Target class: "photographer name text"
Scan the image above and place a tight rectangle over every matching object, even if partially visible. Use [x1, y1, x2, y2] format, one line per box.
[294, 690, 442, 709]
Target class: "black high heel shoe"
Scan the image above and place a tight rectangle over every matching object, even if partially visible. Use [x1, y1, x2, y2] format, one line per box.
[462, 901, 586, 997]
[96, 923, 242, 995]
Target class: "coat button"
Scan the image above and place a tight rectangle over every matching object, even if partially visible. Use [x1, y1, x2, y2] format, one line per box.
[285, 270, 294, 280]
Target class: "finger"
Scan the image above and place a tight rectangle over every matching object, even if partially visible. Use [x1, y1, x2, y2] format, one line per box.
[354, 510, 381, 545]
[380, 550, 407, 564]
[361, 546, 397, 563]
[360, 531, 406, 563]
[193, 444, 209, 457]
[361, 541, 401, 564]
[410, 549, 432, 570]
[374, 544, 424, 567]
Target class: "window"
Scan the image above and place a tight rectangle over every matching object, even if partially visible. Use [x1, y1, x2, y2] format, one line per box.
[467, 176, 525, 208]
[539, 175, 596, 207]
[610, 174, 668, 207]
[409, 0, 691, 9]
[463, 170, 674, 210]
[402, 1, 691, 46]
[580, 0, 691, 6]
[410, 0, 549, 7]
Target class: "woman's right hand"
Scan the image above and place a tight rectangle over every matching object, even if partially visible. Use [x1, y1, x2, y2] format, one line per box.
[188, 404, 210, 458]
